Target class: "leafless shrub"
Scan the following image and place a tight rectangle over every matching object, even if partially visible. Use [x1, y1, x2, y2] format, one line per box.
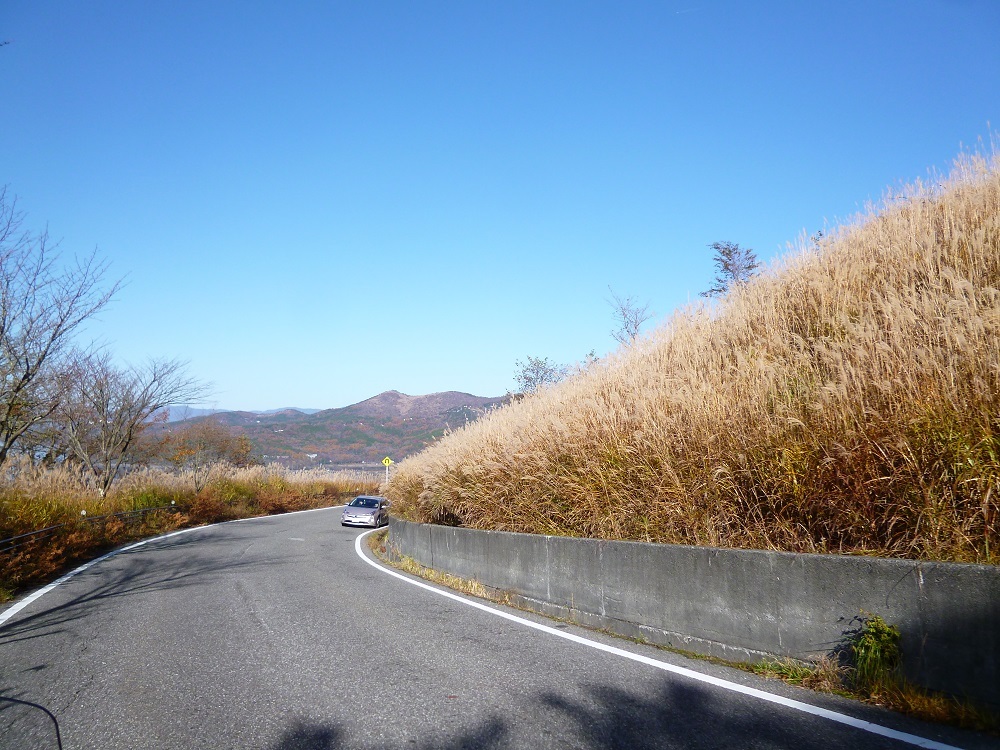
[607, 287, 653, 345]
[700, 241, 760, 298]
[58, 352, 210, 495]
[0, 187, 118, 463]
[513, 355, 568, 394]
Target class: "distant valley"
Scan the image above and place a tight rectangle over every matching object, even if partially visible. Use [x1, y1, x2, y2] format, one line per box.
[160, 390, 507, 469]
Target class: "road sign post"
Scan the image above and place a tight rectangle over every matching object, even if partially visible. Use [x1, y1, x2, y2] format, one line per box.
[382, 456, 393, 485]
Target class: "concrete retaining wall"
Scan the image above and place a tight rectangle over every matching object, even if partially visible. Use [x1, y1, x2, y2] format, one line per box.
[388, 518, 1000, 709]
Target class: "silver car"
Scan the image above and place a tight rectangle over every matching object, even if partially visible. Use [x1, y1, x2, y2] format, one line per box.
[341, 496, 389, 527]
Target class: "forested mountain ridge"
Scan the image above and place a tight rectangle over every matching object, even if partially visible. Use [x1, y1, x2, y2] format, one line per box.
[163, 391, 506, 467]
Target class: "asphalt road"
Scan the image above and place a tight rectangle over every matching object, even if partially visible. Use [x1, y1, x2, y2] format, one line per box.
[0, 507, 993, 750]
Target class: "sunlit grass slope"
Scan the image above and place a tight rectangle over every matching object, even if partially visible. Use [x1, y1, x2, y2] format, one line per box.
[387, 150, 1000, 563]
[1, 460, 380, 599]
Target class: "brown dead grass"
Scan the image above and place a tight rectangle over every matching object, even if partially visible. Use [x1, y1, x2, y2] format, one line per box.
[387, 148, 1000, 564]
[0, 460, 380, 600]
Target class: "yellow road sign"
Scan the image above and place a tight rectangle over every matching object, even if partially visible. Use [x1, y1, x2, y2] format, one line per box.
[382, 457, 393, 466]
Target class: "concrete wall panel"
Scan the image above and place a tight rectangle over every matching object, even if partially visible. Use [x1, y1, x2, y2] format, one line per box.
[479, 529, 547, 597]
[387, 518, 1000, 708]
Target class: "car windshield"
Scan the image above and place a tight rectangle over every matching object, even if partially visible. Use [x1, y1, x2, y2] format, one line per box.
[350, 497, 379, 509]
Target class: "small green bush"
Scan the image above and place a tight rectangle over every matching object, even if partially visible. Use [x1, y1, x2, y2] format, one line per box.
[852, 614, 902, 695]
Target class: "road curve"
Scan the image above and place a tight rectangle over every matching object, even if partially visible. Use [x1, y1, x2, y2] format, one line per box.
[0, 507, 991, 750]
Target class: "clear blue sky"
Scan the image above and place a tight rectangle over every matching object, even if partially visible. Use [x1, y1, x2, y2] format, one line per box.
[2, 1, 998, 410]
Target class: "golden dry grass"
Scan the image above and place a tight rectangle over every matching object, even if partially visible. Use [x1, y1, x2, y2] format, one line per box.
[0, 460, 380, 599]
[387, 148, 1000, 564]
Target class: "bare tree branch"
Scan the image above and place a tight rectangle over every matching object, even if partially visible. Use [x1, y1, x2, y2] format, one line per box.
[59, 352, 211, 494]
[0, 187, 120, 461]
[513, 356, 567, 395]
[607, 287, 653, 345]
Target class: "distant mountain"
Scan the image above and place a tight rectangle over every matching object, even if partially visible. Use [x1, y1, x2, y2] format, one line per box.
[163, 406, 321, 422]
[337, 390, 500, 421]
[162, 407, 224, 422]
[257, 407, 322, 416]
[156, 391, 507, 468]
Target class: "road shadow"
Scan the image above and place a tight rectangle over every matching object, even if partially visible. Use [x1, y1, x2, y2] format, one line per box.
[0, 694, 63, 750]
[542, 677, 824, 749]
[258, 680, 846, 750]
[262, 672, 990, 750]
[266, 717, 507, 750]
[540, 673, 994, 749]
[268, 719, 341, 750]
[4, 652, 985, 749]
[0, 529, 283, 648]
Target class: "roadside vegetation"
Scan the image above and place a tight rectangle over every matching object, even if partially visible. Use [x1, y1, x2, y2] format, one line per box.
[0, 460, 379, 602]
[387, 147, 1000, 564]
[0, 186, 385, 602]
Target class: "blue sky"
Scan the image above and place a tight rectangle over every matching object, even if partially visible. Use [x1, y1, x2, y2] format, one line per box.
[2, 1, 998, 410]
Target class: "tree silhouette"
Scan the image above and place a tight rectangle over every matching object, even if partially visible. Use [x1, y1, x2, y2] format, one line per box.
[700, 241, 759, 298]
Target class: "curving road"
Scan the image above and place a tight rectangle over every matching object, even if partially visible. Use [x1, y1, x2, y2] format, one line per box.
[0, 507, 991, 750]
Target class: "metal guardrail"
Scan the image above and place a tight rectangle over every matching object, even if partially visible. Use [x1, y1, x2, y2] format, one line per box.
[0, 503, 179, 555]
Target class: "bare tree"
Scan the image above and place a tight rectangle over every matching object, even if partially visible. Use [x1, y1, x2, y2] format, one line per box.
[0, 187, 118, 462]
[20, 353, 89, 466]
[514, 355, 567, 395]
[59, 352, 210, 495]
[607, 287, 653, 345]
[700, 241, 760, 298]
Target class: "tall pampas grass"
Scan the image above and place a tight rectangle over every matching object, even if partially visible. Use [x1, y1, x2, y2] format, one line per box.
[387, 148, 1000, 564]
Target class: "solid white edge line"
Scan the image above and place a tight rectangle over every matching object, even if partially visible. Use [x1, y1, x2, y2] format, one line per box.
[0, 505, 345, 628]
[355, 528, 966, 750]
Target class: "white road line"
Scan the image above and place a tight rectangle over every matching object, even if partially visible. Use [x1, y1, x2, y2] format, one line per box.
[0, 526, 200, 627]
[355, 529, 965, 750]
[0, 510, 969, 750]
[0, 505, 345, 628]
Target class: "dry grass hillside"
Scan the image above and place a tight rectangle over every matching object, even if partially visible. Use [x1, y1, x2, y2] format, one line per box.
[386, 149, 1000, 564]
